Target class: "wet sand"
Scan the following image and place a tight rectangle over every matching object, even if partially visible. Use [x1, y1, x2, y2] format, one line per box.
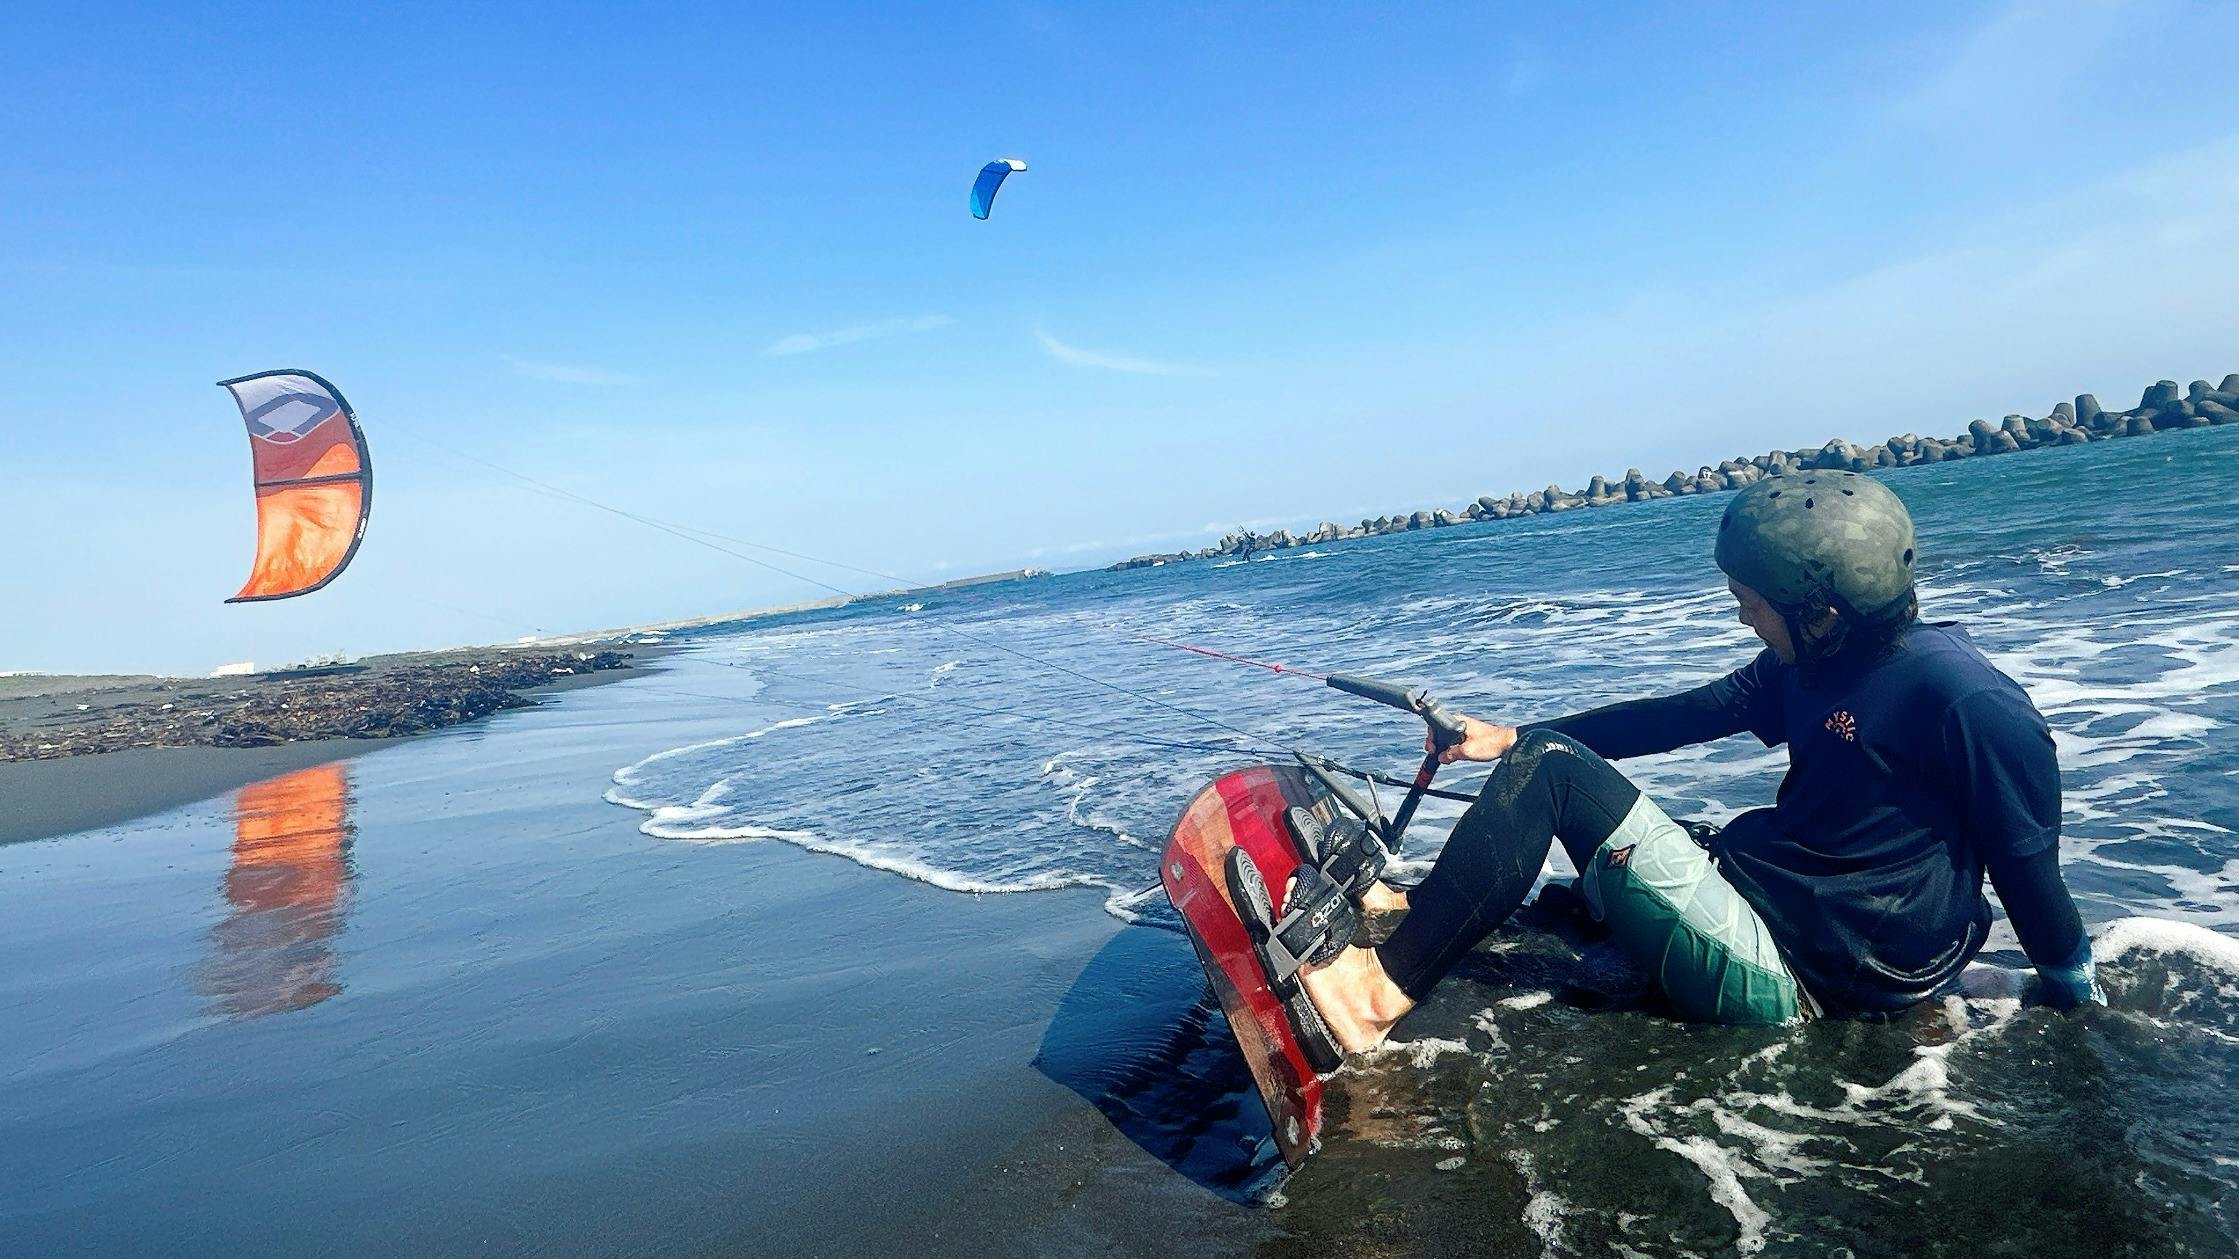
[0, 743, 388, 846]
[0, 670, 1279, 1257]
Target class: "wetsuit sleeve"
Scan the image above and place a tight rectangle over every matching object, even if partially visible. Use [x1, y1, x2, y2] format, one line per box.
[1527, 649, 1785, 760]
[1985, 847, 2103, 1007]
[1941, 685, 2102, 1006]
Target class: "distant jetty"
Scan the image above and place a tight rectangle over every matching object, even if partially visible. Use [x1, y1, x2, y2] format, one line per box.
[1110, 374, 2239, 570]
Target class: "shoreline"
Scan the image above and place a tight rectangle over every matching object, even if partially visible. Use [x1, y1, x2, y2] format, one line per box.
[0, 651, 669, 846]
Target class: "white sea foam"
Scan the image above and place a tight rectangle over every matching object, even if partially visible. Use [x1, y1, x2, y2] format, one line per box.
[1509, 1149, 1572, 1258]
[2097, 915, 2239, 971]
[1836, 1045, 1984, 1129]
[1360, 1036, 1474, 1069]
[646, 814, 1108, 896]
[604, 712, 846, 808]
[1040, 759, 1151, 852]
[1100, 882, 1164, 924]
[2099, 569, 2185, 588]
[1595, 974, 2073, 1258]
[1694, 1101, 1830, 1178]
[1621, 1088, 1772, 1254]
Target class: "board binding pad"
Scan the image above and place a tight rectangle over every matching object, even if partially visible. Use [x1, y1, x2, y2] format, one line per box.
[1162, 761, 1347, 1169]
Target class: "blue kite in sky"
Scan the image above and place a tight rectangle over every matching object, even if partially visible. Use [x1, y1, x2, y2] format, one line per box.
[970, 158, 1026, 220]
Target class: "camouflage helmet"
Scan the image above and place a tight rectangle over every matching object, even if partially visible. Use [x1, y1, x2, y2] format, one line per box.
[1714, 471, 1916, 626]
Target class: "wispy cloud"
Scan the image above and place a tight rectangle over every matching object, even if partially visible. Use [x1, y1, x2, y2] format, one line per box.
[1034, 328, 1212, 377]
[1503, 39, 1545, 97]
[502, 355, 641, 386]
[1888, 0, 2144, 134]
[765, 315, 954, 357]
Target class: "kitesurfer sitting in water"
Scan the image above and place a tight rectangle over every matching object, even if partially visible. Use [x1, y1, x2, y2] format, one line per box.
[1295, 471, 2104, 1051]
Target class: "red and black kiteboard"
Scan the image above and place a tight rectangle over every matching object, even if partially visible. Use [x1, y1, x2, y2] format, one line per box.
[1157, 672, 1470, 1171]
[1160, 761, 1343, 1168]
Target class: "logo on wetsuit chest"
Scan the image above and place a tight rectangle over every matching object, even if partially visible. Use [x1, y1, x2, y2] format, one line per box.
[1824, 709, 1858, 742]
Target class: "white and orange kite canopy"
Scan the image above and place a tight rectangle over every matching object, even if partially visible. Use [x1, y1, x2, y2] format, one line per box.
[218, 370, 373, 602]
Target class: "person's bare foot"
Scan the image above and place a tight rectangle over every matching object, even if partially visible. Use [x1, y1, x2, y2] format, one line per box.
[1358, 880, 1409, 914]
[1300, 944, 1415, 1054]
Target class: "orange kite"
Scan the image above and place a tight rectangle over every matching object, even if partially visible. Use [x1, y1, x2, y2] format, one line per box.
[218, 369, 373, 602]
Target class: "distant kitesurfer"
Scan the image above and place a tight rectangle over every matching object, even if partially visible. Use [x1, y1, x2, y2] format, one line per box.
[1290, 471, 2103, 1050]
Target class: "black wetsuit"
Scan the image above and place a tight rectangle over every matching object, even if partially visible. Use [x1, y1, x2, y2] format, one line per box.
[1378, 621, 2096, 1015]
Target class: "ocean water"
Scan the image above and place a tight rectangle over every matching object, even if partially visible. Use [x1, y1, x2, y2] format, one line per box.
[610, 425, 2239, 1254]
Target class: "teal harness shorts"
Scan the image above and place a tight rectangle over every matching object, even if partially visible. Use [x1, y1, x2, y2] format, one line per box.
[1580, 794, 1806, 1025]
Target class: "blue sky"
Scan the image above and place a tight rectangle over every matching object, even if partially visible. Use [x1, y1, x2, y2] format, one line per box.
[3, 1, 2236, 674]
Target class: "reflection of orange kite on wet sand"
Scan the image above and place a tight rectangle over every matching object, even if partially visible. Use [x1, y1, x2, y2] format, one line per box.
[202, 762, 357, 1020]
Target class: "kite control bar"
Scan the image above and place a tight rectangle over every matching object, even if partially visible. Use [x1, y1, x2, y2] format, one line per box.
[1315, 673, 1475, 850]
[1325, 674, 1471, 750]
[1131, 637, 1478, 850]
